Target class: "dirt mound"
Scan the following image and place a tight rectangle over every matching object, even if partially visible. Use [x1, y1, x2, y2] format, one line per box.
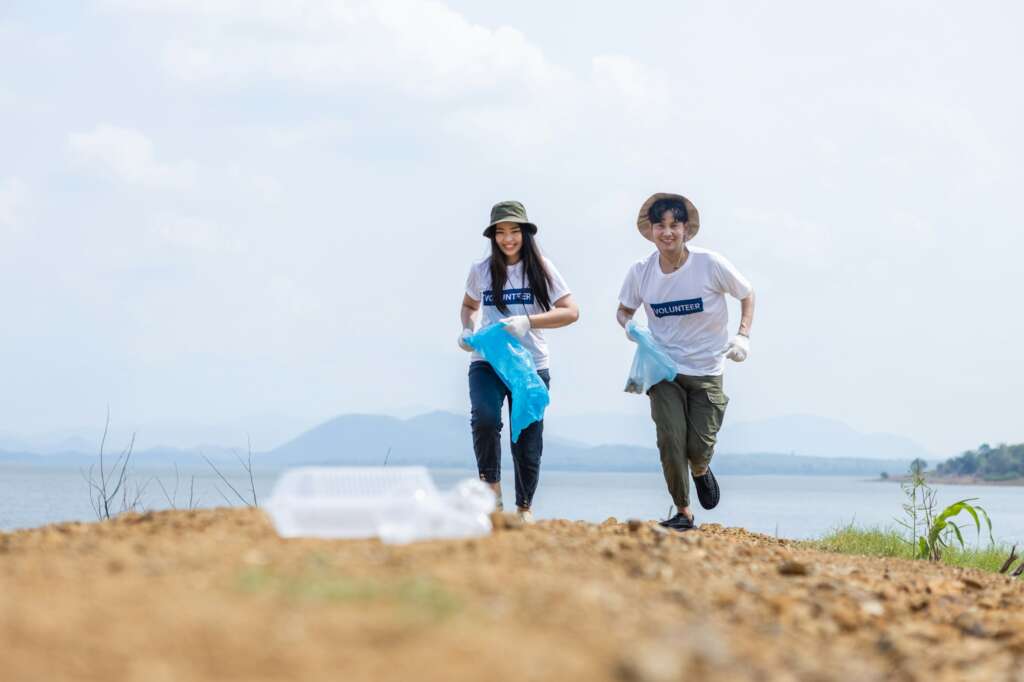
[2, 509, 1023, 681]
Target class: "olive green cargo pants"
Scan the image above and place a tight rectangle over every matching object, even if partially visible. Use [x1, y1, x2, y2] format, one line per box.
[648, 374, 729, 509]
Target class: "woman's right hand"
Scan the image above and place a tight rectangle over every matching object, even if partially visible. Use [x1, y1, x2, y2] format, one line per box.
[458, 329, 474, 352]
[625, 320, 643, 343]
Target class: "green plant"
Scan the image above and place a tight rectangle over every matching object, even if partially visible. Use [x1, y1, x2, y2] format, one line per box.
[895, 465, 936, 552]
[895, 464, 993, 561]
[917, 497, 993, 561]
[809, 525, 1012, 572]
[813, 523, 909, 559]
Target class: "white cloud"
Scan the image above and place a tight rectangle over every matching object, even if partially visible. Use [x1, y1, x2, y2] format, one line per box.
[268, 274, 323, 320]
[68, 125, 197, 190]
[68, 125, 282, 200]
[101, 2, 679, 168]
[443, 102, 568, 153]
[107, 0, 568, 97]
[238, 119, 354, 151]
[153, 215, 244, 253]
[223, 164, 282, 201]
[728, 207, 835, 271]
[592, 55, 669, 103]
[0, 86, 17, 111]
[0, 178, 29, 233]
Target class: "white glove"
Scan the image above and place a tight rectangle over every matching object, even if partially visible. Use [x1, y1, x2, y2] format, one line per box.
[725, 334, 750, 362]
[457, 329, 474, 352]
[499, 315, 531, 339]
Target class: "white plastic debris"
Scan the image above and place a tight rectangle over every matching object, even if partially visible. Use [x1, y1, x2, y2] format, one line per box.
[264, 466, 495, 543]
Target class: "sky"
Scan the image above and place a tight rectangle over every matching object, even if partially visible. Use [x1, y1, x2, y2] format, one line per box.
[1, 1, 1022, 456]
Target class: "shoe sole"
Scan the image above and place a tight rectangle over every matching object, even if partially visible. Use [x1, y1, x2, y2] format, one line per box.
[668, 523, 696, 532]
[662, 517, 696, 532]
[694, 470, 720, 510]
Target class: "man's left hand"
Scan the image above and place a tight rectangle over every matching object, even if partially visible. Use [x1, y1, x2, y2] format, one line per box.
[725, 334, 750, 362]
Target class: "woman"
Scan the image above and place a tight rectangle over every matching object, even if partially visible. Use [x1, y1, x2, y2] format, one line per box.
[458, 200, 579, 523]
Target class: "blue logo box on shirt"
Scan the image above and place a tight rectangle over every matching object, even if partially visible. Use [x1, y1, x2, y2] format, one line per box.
[483, 289, 534, 306]
[651, 297, 704, 318]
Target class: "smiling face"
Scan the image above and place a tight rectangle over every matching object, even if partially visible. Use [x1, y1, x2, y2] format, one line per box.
[493, 222, 524, 262]
[651, 210, 691, 257]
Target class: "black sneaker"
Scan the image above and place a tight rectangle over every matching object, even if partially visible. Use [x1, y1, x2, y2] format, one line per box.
[658, 513, 696, 532]
[693, 468, 720, 510]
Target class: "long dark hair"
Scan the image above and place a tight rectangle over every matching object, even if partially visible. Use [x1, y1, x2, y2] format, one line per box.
[488, 229, 552, 316]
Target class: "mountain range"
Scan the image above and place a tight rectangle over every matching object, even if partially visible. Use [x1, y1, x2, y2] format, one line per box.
[1, 411, 927, 475]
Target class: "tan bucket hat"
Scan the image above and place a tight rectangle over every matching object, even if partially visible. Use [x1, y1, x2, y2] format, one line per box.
[636, 193, 700, 242]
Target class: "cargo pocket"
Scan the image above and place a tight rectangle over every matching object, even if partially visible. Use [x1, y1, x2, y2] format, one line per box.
[706, 388, 729, 407]
[687, 384, 728, 467]
[702, 387, 729, 438]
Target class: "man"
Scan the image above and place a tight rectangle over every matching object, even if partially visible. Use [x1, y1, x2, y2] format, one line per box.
[616, 193, 755, 531]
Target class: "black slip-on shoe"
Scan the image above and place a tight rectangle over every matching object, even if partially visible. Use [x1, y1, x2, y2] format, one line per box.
[659, 513, 696, 532]
[693, 468, 720, 510]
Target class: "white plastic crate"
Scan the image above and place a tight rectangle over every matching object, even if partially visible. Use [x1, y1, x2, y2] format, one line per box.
[265, 466, 495, 542]
[265, 466, 439, 539]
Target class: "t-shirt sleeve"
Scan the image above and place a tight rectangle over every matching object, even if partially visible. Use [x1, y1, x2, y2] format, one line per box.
[543, 258, 572, 304]
[618, 262, 642, 310]
[465, 263, 482, 301]
[711, 253, 753, 299]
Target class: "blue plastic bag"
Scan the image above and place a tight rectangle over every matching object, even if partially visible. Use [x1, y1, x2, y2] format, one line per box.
[467, 323, 550, 442]
[624, 320, 677, 394]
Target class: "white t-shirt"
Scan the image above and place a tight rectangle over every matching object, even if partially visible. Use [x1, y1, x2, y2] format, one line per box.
[465, 257, 571, 370]
[618, 247, 753, 377]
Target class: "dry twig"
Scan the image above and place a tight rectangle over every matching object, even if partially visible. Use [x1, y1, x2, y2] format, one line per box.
[998, 544, 1018, 574]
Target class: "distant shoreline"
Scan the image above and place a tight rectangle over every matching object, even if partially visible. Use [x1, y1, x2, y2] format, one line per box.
[881, 475, 1024, 487]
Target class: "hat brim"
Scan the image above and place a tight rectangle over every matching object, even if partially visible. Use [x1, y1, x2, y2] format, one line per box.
[637, 193, 700, 242]
[483, 219, 538, 238]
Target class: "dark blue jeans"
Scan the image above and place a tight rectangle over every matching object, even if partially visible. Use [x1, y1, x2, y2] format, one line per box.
[468, 360, 550, 510]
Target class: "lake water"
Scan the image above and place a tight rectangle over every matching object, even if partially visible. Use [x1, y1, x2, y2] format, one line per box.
[3, 464, 1023, 544]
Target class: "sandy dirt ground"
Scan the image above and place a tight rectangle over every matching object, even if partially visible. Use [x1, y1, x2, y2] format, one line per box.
[2, 508, 1023, 682]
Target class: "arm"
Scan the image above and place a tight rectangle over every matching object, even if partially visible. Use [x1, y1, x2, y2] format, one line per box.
[616, 303, 636, 329]
[737, 291, 755, 337]
[724, 290, 755, 362]
[711, 253, 754, 337]
[461, 293, 480, 331]
[525, 294, 579, 330]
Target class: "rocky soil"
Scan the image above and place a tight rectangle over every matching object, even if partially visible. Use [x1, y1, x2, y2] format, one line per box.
[2, 508, 1023, 682]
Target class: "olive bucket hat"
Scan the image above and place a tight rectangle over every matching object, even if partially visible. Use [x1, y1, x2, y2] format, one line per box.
[636, 192, 700, 242]
[483, 200, 538, 238]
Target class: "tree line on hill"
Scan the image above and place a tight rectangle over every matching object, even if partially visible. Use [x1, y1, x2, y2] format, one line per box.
[934, 443, 1024, 481]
